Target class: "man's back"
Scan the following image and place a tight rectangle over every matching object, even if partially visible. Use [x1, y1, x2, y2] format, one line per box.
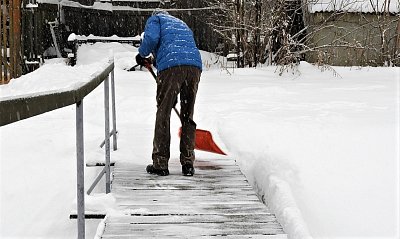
[139, 13, 202, 72]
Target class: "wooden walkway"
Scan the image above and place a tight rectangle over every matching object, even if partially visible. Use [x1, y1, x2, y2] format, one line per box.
[99, 158, 287, 238]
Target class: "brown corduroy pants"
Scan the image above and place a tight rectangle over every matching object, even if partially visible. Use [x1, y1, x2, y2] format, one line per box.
[152, 65, 201, 170]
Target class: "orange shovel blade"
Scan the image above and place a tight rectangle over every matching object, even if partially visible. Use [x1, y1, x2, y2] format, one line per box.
[179, 128, 226, 155]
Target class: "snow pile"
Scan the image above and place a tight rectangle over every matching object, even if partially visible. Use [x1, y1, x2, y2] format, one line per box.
[230, 148, 312, 238]
[200, 63, 399, 238]
[72, 193, 117, 214]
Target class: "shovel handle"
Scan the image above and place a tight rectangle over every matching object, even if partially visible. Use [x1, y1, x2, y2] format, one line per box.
[145, 62, 158, 80]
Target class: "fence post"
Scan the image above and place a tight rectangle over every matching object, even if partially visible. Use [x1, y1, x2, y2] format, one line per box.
[104, 76, 111, 194]
[1, 0, 9, 83]
[12, 0, 22, 78]
[110, 69, 117, 151]
[9, 0, 15, 80]
[76, 100, 85, 239]
[0, 0, 2, 83]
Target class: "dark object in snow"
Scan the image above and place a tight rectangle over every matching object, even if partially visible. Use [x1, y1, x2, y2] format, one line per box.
[127, 64, 140, 71]
[135, 53, 152, 67]
[182, 164, 195, 176]
[70, 213, 106, 219]
[146, 164, 169, 176]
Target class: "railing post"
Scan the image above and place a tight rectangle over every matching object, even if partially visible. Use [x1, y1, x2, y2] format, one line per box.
[104, 76, 111, 194]
[110, 69, 118, 151]
[76, 100, 85, 239]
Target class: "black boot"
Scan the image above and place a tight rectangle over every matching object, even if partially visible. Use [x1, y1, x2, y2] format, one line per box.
[182, 164, 195, 176]
[146, 164, 169, 176]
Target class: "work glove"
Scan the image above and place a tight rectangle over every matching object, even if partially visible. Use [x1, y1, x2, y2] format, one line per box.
[136, 53, 152, 67]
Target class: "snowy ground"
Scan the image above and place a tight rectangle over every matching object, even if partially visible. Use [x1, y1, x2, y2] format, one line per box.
[0, 42, 399, 239]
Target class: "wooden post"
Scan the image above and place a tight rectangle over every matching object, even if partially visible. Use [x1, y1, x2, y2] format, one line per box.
[0, 0, 3, 84]
[1, 0, 9, 83]
[9, 0, 14, 79]
[28, 8, 33, 64]
[12, 0, 21, 78]
[396, 17, 400, 60]
[20, 0, 23, 72]
[0, 0, 22, 84]
[34, 6, 38, 62]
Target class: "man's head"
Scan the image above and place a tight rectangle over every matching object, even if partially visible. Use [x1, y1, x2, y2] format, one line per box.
[152, 8, 169, 16]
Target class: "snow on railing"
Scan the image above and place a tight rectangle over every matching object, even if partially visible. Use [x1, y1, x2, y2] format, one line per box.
[0, 59, 117, 239]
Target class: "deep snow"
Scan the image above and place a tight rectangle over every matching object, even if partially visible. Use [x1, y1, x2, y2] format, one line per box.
[0, 42, 399, 238]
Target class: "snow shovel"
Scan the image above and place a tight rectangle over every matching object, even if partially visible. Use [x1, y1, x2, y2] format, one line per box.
[144, 63, 226, 155]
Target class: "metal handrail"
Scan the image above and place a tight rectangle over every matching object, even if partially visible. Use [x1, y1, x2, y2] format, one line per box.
[0, 62, 114, 126]
[0, 60, 117, 239]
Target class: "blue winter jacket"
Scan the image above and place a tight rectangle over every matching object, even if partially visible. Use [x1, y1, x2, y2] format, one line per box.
[138, 13, 202, 73]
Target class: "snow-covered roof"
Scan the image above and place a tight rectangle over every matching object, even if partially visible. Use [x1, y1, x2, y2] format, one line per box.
[308, 0, 400, 13]
[37, 0, 161, 3]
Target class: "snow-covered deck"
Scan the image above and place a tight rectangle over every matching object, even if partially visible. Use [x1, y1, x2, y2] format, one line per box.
[98, 158, 287, 238]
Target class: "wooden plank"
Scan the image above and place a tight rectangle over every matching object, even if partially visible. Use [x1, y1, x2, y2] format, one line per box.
[113, 166, 242, 174]
[113, 172, 245, 180]
[101, 222, 285, 237]
[112, 175, 251, 183]
[116, 193, 259, 205]
[114, 177, 252, 190]
[118, 160, 237, 166]
[105, 214, 279, 224]
[116, 199, 262, 207]
[102, 235, 287, 239]
[115, 203, 272, 215]
[113, 186, 254, 192]
[113, 189, 258, 199]
[113, 176, 252, 184]
[114, 166, 242, 172]
[114, 170, 247, 177]
[114, 159, 237, 168]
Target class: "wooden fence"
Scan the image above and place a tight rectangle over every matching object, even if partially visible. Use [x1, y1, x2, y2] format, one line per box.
[1, 0, 22, 84]
[1, 1, 223, 85]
